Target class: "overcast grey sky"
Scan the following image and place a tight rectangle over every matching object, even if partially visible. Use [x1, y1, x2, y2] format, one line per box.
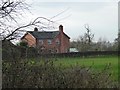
[24, 0, 118, 42]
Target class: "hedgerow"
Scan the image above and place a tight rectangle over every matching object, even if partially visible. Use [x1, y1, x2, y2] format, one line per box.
[2, 58, 118, 88]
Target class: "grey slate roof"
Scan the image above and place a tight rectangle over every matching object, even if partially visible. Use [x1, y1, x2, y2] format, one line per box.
[28, 31, 60, 39]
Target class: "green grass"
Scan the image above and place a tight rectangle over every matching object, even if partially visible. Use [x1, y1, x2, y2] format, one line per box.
[3, 55, 118, 88]
[25, 55, 118, 81]
[53, 55, 118, 81]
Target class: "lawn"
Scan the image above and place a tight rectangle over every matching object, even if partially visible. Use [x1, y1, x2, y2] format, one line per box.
[53, 55, 118, 81]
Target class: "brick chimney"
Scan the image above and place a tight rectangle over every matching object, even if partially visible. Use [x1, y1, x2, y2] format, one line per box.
[34, 27, 38, 31]
[59, 25, 63, 32]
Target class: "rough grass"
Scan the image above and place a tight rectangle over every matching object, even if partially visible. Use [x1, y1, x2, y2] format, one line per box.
[28, 55, 118, 81]
[53, 55, 118, 81]
[3, 55, 118, 88]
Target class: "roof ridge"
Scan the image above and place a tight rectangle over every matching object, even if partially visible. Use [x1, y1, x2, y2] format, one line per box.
[27, 30, 59, 32]
[27, 30, 60, 39]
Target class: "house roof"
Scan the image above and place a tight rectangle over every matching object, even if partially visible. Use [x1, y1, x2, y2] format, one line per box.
[21, 28, 70, 40]
[27, 31, 60, 39]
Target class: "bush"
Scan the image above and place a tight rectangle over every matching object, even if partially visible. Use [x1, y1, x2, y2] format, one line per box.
[2, 41, 21, 60]
[2, 40, 38, 60]
[2, 58, 118, 88]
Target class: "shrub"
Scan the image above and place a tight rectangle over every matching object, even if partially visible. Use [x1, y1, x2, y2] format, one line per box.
[2, 58, 118, 88]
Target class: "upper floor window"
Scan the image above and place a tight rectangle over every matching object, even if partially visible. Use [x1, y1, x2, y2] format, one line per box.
[56, 39, 60, 45]
[39, 40, 43, 45]
[48, 40, 52, 45]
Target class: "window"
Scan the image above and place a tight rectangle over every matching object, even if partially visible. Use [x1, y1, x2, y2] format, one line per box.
[56, 39, 60, 45]
[55, 49, 58, 53]
[48, 40, 52, 45]
[39, 40, 43, 45]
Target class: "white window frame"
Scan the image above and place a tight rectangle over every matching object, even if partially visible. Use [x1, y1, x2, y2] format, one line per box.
[48, 40, 52, 45]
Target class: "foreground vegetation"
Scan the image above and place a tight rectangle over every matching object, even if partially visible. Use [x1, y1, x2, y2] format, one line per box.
[54, 55, 118, 81]
[3, 55, 118, 88]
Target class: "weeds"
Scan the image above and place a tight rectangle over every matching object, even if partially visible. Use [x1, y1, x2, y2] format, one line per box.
[2, 58, 118, 88]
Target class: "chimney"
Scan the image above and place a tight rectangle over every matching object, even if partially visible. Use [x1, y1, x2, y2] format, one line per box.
[59, 25, 63, 32]
[34, 27, 38, 31]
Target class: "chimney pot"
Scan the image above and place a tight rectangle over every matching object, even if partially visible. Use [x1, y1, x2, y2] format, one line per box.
[34, 27, 38, 31]
[59, 25, 63, 32]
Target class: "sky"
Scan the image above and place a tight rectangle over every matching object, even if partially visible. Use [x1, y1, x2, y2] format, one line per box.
[22, 0, 118, 42]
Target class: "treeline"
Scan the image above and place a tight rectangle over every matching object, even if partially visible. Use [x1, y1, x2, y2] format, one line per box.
[70, 25, 119, 52]
[2, 40, 119, 60]
[2, 40, 118, 60]
[70, 38, 118, 51]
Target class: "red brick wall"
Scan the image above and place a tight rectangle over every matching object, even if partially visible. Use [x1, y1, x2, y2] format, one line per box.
[21, 33, 36, 47]
[21, 25, 70, 53]
[36, 32, 70, 53]
[36, 34, 61, 53]
[59, 31, 70, 53]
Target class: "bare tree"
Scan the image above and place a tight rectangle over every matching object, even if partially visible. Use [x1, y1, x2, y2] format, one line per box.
[75, 24, 94, 51]
[112, 31, 120, 51]
[84, 24, 94, 45]
[2, 17, 55, 41]
[0, 0, 56, 42]
[95, 38, 112, 51]
[0, 0, 29, 20]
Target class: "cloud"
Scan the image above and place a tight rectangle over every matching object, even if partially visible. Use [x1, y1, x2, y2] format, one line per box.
[23, 1, 118, 42]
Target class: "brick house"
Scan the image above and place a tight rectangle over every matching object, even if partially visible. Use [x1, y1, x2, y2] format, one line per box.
[21, 25, 70, 53]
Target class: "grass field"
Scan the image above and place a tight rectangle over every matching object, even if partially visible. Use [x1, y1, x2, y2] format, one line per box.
[53, 55, 118, 81]
[25, 55, 118, 81]
[3, 55, 118, 88]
